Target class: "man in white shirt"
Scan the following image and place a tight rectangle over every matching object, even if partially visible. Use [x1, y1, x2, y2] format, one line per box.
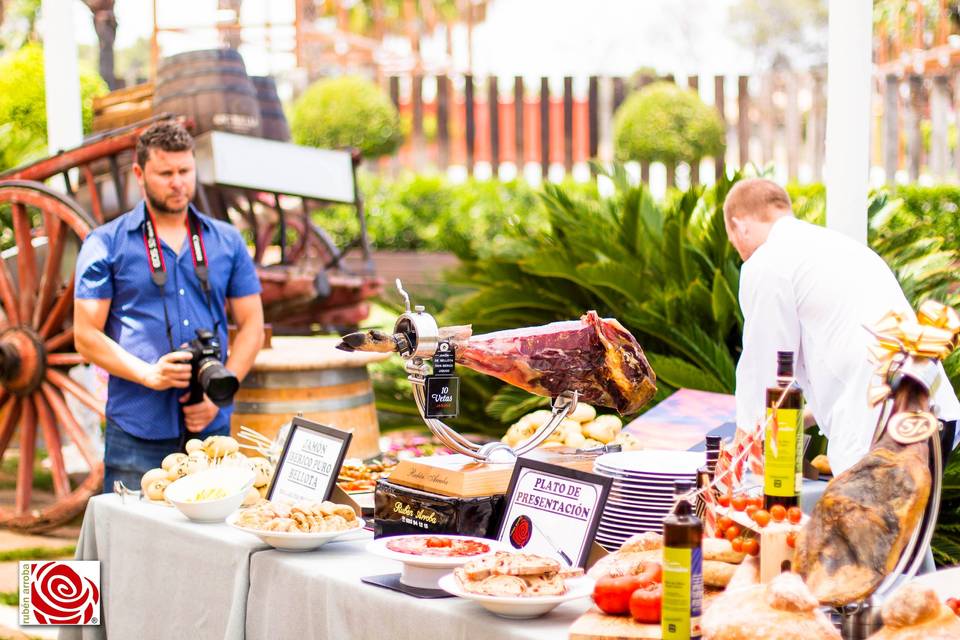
[723, 178, 959, 475]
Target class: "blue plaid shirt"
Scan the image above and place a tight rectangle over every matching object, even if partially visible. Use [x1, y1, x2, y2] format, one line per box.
[75, 201, 261, 440]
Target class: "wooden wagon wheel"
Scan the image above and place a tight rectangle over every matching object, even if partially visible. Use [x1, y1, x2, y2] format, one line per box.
[0, 180, 104, 532]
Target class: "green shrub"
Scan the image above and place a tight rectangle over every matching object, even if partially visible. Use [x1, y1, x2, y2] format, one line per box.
[613, 82, 726, 166]
[290, 76, 403, 159]
[313, 173, 586, 256]
[0, 43, 106, 151]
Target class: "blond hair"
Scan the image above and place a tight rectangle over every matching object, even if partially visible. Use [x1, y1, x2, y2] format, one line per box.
[723, 178, 792, 222]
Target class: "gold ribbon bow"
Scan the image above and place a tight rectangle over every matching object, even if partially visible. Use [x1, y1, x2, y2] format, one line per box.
[867, 301, 960, 407]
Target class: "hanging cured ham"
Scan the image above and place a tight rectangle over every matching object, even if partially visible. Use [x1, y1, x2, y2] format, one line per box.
[337, 311, 657, 415]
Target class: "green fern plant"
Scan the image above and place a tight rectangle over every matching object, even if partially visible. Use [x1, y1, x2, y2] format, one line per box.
[442, 165, 745, 410]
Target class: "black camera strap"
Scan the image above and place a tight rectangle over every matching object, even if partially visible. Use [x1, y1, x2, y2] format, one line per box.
[142, 208, 219, 352]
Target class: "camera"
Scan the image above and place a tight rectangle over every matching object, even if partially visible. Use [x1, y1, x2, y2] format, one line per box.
[183, 328, 239, 407]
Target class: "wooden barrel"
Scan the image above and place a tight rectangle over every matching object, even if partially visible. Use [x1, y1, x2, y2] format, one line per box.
[250, 75, 290, 141]
[154, 48, 262, 137]
[230, 337, 389, 460]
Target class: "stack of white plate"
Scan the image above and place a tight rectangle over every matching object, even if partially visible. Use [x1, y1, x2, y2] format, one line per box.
[593, 450, 705, 551]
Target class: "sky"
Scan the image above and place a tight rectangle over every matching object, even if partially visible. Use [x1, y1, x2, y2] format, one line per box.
[68, 0, 756, 78]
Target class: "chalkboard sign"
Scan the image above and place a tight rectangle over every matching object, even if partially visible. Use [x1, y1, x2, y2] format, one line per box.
[267, 417, 352, 503]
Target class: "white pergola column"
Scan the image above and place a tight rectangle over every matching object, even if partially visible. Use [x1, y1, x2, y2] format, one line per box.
[41, 0, 84, 155]
[825, 0, 873, 244]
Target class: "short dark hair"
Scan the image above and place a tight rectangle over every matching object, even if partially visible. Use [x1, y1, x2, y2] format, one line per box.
[136, 121, 194, 167]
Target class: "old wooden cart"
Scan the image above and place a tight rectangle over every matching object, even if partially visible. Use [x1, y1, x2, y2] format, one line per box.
[0, 116, 381, 531]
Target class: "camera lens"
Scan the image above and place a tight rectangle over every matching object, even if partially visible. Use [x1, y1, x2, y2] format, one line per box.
[197, 358, 240, 407]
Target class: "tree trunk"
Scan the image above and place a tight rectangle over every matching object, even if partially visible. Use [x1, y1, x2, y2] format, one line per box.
[83, 1, 118, 90]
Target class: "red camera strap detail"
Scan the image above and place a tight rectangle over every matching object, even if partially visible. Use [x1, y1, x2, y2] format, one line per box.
[141, 207, 210, 292]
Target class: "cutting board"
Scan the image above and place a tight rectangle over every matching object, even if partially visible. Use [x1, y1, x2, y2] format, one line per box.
[568, 609, 661, 640]
[569, 590, 723, 639]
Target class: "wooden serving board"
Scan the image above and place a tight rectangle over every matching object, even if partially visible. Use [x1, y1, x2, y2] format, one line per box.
[569, 608, 660, 640]
[569, 590, 724, 640]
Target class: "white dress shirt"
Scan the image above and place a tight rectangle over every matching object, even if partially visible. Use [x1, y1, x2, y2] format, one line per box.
[735, 216, 960, 475]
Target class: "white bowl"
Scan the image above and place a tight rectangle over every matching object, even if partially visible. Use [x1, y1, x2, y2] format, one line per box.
[165, 467, 255, 523]
[226, 511, 366, 551]
[437, 573, 594, 619]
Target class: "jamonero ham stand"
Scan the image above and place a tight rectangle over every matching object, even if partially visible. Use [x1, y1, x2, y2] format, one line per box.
[393, 279, 577, 463]
[837, 303, 957, 640]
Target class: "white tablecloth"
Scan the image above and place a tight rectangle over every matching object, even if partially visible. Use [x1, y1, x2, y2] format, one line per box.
[245, 539, 591, 640]
[58, 494, 268, 640]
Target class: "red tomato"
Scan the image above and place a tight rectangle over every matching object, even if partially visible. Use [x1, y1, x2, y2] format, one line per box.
[731, 495, 747, 512]
[745, 505, 759, 520]
[425, 537, 452, 548]
[786, 531, 797, 548]
[724, 525, 741, 541]
[946, 597, 959, 615]
[752, 509, 771, 527]
[629, 582, 663, 624]
[717, 516, 734, 532]
[731, 537, 743, 553]
[787, 507, 802, 524]
[770, 504, 786, 522]
[748, 495, 764, 509]
[715, 529, 726, 539]
[635, 561, 663, 586]
[593, 575, 643, 615]
[717, 492, 732, 508]
[743, 538, 760, 556]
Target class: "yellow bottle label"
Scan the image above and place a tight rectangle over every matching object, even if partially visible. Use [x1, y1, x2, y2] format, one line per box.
[662, 546, 703, 640]
[764, 407, 803, 497]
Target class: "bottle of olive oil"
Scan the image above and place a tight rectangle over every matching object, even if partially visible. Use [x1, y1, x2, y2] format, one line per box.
[695, 435, 721, 519]
[763, 351, 804, 510]
[662, 480, 703, 640]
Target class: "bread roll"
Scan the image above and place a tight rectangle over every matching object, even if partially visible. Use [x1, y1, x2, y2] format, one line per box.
[869, 583, 960, 640]
[703, 538, 746, 564]
[140, 468, 169, 494]
[703, 560, 738, 588]
[702, 572, 840, 640]
[242, 486, 261, 507]
[613, 431, 643, 451]
[161, 452, 187, 471]
[583, 415, 623, 444]
[568, 403, 597, 423]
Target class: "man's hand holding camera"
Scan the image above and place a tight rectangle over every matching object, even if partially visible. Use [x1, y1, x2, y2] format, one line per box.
[140, 351, 193, 391]
[180, 393, 219, 432]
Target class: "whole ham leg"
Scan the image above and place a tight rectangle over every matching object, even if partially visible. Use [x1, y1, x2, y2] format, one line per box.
[337, 311, 657, 415]
[793, 378, 932, 606]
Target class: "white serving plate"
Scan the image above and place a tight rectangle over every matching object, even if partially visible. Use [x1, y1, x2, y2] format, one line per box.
[165, 467, 255, 523]
[598, 470, 700, 484]
[367, 535, 500, 589]
[910, 566, 960, 601]
[601, 512, 666, 525]
[602, 504, 673, 518]
[437, 573, 594, 619]
[598, 520, 664, 535]
[226, 511, 366, 551]
[596, 450, 705, 475]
